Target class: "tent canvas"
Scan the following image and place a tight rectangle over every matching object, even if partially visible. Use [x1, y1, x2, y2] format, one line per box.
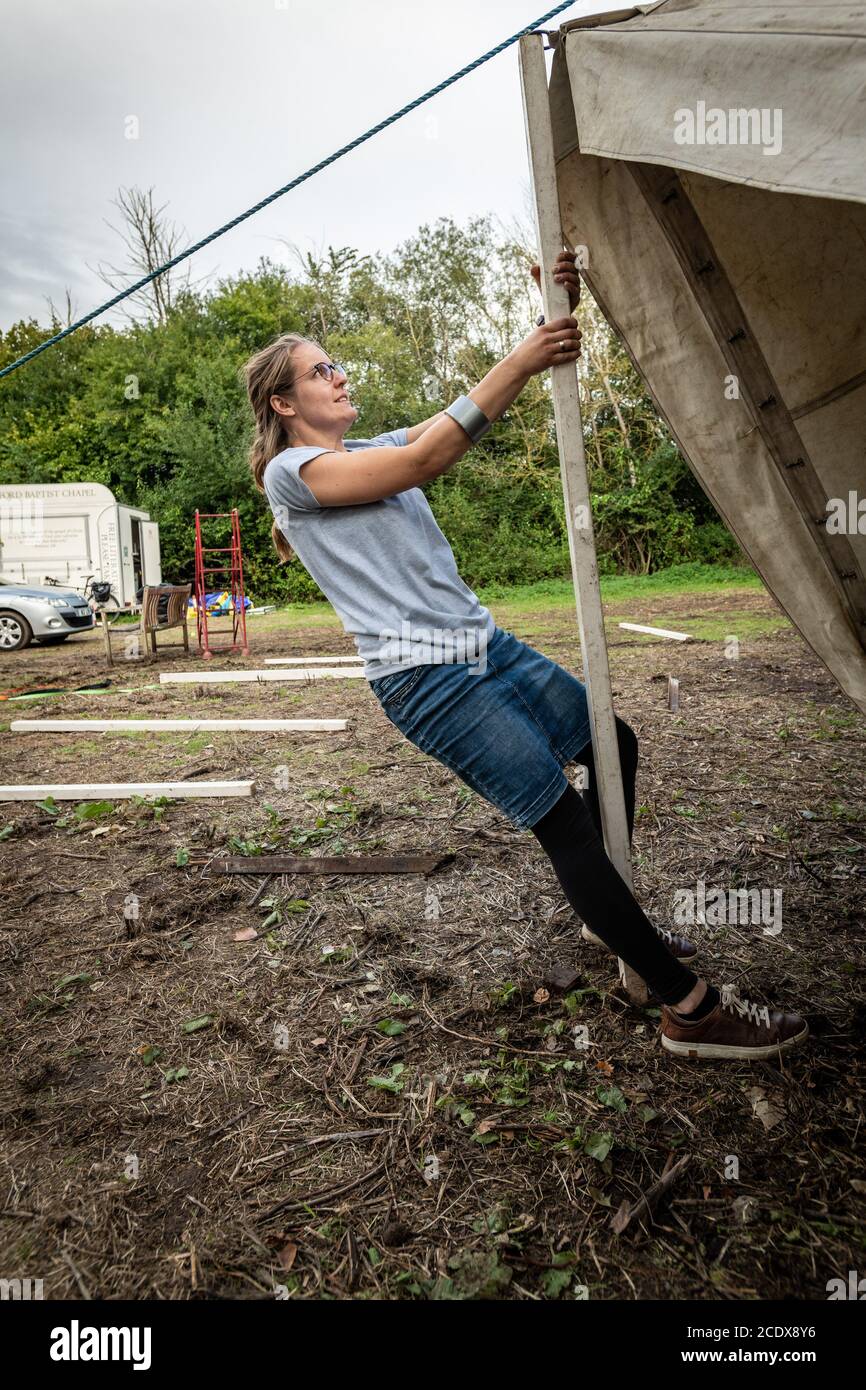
[544, 0, 866, 715]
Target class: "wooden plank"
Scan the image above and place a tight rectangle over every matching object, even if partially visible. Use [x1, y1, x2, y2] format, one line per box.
[213, 853, 454, 876]
[10, 719, 348, 733]
[159, 668, 366, 684]
[519, 33, 645, 1003]
[263, 656, 364, 665]
[0, 781, 254, 801]
[619, 623, 691, 642]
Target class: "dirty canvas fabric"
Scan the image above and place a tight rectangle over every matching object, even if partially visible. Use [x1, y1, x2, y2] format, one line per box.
[545, 1, 866, 714]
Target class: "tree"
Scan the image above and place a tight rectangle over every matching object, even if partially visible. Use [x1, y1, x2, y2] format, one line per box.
[91, 186, 208, 325]
[1, 211, 742, 597]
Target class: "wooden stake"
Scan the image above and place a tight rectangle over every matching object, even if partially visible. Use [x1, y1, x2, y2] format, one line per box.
[100, 610, 114, 667]
[519, 32, 645, 1003]
[667, 677, 680, 712]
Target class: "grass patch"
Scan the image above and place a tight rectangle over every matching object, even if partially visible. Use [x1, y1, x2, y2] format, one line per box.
[249, 602, 341, 634]
[199, 564, 764, 640]
[476, 562, 761, 611]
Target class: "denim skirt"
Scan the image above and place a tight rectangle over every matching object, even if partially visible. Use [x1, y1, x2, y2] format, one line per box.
[368, 625, 592, 830]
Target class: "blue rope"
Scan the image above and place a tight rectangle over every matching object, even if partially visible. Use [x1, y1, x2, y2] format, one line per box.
[0, 4, 573, 381]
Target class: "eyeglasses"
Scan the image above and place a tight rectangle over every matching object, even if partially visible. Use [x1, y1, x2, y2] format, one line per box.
[282, 361, 346, 391]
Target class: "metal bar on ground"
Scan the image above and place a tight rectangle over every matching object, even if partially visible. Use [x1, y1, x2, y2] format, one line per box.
[519, 32, 645, 1003]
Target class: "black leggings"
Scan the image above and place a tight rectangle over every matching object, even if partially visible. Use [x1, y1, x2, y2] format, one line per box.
[530, 716, 699, 1005]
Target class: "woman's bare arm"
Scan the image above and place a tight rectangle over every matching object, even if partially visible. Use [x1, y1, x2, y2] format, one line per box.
[295, 315, 581, 507]
[405, 411, 447, 444]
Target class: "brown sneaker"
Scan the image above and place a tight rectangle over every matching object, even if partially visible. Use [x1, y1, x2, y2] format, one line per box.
[581, 921, 698, 960]
[660, 984, 808, 1060]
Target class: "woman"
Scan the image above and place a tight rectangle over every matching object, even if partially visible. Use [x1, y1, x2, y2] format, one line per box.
[243, 250, 807, 1063]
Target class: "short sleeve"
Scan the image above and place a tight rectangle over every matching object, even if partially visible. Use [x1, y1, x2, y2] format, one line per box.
[346, 428, 409, 449]
[264, 447, 331, 514]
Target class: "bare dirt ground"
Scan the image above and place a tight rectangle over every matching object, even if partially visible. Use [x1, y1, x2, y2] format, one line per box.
[1, 585, 864, 1301]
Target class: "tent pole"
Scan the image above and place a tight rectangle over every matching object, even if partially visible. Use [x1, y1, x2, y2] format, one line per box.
[518, 32, 647, 1005]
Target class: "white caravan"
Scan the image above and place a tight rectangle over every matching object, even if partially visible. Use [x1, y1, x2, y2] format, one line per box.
[0, 482, 162, 609]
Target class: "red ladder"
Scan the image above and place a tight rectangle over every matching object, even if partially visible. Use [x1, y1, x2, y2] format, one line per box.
[193, 508, 250, 659]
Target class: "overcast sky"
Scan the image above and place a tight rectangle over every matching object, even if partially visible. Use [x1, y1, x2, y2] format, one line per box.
[0, 0, 623, 333]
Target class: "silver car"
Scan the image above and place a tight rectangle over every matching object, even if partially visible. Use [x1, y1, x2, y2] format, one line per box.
[0, 578, 96, 650]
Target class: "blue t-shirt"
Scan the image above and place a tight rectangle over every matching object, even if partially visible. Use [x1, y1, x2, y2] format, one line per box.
[263, 429, 495, 680]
